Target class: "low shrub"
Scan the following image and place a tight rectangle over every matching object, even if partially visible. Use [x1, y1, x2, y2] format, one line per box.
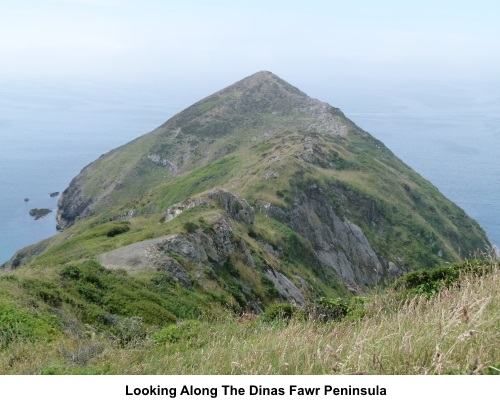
[21, 279, 64, 307]
[0, 304, 61, 348]
[151, 320, 202, 345]
[306, 296, 366, 322]
[105, 222, 130, 237]
[261, 303, 296, 323]
[393, 260, 494, 297]
[183, 221, 199, 233]
[110, 316, 149, 347]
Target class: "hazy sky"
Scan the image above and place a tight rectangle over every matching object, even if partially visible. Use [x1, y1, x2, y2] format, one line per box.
[1, 0, 499, 92]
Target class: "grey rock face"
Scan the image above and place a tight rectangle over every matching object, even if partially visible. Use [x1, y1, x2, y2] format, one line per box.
[260, 186, 385, 286]
[264, 268, 306, 306]
[163, 189, 254, 226]
[147, 154, 178, 175]
[155, 257, 192, 288]
[205, 189, 254, 225]
[56, 176, 94, 230]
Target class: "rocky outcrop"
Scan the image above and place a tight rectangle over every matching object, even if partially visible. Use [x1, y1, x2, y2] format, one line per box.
[159, 216, 237, 266]
[155, 257, 192, 288]
[205, 189, 254, 225]
[163, 189, 254, 226]
[147, 154, 178, 175]
[264, 268, 305, 305]
[97, 216, 238, 271]
[29, 208, 53, 220]
[259, 186, 385, 287]
[56, 176, 94, 230]
[97, 214, 305, 305]
[2, 238, 54, 270]
[164, 200, 211, 222]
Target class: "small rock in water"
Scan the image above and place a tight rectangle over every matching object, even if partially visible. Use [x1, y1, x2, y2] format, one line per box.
[49, 192, 60, 197]
[29, 208, 53, 220]
[24, 198, 29, 202]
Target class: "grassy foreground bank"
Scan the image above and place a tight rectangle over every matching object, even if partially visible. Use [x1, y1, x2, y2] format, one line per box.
[1, 259, 499, 374]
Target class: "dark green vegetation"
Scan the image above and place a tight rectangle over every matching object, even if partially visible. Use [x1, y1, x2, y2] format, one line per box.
[0, 71, 494, 374]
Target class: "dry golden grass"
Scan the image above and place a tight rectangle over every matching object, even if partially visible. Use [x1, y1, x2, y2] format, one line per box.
[134, 260, 499, 374]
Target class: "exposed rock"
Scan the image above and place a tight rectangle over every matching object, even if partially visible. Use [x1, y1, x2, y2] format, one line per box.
[294, 275, 308, 288]
[263, 171, 279, 180]
[155, 257, 192, 288]
[2, 238, 54, 270]
[98, 216, 238, 272]
[259, 241, 281, 258]
[205, 189, 254, 225]
[387, 261, 404, 279]
[96, 237, 163, 272]
[147, 154, 178, 175]
[56, 176, 94, 230]
[29, 208, 53, 220]
[164, 200, 211, 222]
[262, 186, 385, 286]
[49, 192, 60, 197]
[157, 234, 210, 264]
[257, 201, 287, 222]
[163, 189, 254, 226]
[264, 267, 306, 306]
[303, 102, 348, 138]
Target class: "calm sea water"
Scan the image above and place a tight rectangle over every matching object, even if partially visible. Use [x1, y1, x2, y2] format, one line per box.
[0, 80, 191, 264]
[339, 81, 500, 253]
[1, 79, 498, 264]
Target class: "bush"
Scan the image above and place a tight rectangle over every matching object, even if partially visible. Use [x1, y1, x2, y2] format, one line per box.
[105, 222, 130, 237]
[60, 264, 81, 280]
[0, 304, 61, 348]
[310, 297, 349, 321]
[392, 260, 494, 297]
[151, 320, 201, 345]
[306, 297, 366, 322]
[110, 316, 149, 347]
[261, 303, 296, 323]
[21, 279, 64, 307]
[183, 222, 199, 233]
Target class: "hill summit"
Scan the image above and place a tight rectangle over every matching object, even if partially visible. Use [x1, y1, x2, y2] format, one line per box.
[5, 71, 489, 305]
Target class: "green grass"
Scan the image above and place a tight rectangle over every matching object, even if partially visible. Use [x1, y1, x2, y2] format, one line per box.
[152, 156, 241, 211]
[1, 258, 499, 374]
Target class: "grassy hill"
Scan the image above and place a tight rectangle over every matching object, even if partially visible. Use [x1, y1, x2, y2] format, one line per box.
[5, 72, 489, 283]
[0, 71, 494, 374]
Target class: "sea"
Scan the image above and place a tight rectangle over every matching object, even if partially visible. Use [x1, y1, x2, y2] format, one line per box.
[1, 78, 499, 264]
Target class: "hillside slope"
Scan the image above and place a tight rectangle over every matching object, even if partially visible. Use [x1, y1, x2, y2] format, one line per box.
[3, 72, 490, 305]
